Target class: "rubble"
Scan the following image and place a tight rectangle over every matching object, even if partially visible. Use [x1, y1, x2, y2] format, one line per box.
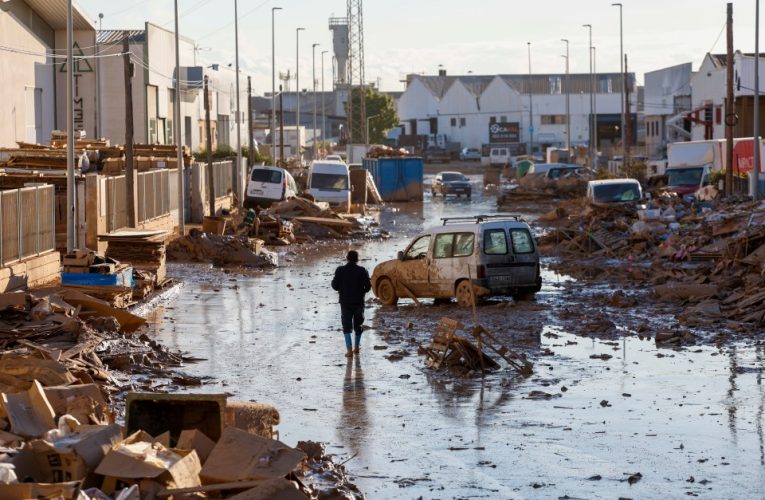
[168, 229, 278, 268]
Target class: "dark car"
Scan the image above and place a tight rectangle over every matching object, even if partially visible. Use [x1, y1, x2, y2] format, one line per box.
[423, 147, 451, 164]
[432, 171, 472, 198]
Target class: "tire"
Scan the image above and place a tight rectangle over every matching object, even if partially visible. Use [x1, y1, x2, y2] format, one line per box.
[455, 280, 474, 307]
[513, 291, 536, 301]
[377, 278, 398, 306]
[467, 192, 472, 199]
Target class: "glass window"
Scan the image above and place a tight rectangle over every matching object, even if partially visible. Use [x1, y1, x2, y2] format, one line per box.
[405, 235, 431, 259]
[311, 173, 348, 190]
[450, 117, 457, 127]
[251, 168, 282, 183]
[510, 229, 534, 254]
[453, 233, 475, 257]
[433, 234, 454, 259]
[484, 229, 508, 255]
[459, 117, 466, 126]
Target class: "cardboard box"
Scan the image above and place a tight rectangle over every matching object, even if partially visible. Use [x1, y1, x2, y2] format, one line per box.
[44, 384, 112, 425]
[0, 481, 82, 500]
[202, 216, 227, 235]
[177, 429, 216, 464]
[1, 380, 55, 438]
[200, 427, 305, 484]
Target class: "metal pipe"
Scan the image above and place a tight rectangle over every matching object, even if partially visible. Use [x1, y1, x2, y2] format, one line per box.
[66, 0, 75, 251]
[234, 0, 242, 205]
[173, 0, 185, 234]
[271, 7, 281, 164]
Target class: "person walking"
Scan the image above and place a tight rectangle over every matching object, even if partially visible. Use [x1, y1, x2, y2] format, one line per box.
[331, 250, 371, 357]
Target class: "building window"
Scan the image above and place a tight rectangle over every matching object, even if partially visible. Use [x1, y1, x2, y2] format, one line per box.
[489, 116, 497, 124]
[500, 116, 507, 123]
[450, 117, 457, 127]
[541, 115, 567, 125]
[549, 76, 562, 95]
[598, 77, 613, 93]
[459, 117, 466, 127]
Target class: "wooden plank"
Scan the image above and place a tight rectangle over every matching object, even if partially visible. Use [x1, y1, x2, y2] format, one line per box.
[293, 216, 354, 228]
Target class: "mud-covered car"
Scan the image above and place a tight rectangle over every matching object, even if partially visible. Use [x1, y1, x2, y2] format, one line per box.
[432, 171, 472, 198]
[371, 215, 541, 306]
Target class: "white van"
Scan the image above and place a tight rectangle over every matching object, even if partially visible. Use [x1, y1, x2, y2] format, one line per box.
[307, 161, 351, 206]
[244, 165, 298, 209]
[489, 147, 511, 166]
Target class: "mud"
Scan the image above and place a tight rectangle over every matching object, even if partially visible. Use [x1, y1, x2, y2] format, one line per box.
[146, 176, 765, 498]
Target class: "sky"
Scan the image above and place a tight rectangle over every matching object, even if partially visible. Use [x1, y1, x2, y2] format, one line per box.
[79, 0, 761, 94]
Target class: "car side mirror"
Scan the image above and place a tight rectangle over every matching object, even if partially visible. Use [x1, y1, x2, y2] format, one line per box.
[397, 251, 405, 261]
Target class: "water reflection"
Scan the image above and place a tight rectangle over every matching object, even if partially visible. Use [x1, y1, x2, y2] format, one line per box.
[339, 356, 369, 457]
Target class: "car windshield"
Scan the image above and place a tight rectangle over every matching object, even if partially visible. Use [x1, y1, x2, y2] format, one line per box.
[442, 173, 467, 182]
[592, 183, 641, 203]
[311, 173, 348, 190]
[667, 167, 704, 187]
[251, 169, 282, 183]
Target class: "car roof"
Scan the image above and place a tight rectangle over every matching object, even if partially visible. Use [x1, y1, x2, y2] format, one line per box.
[588, 178, 640, 186]
[414, 220, 531, 237]
[437, 171, 465, 175]
[251, 165, 285, 172]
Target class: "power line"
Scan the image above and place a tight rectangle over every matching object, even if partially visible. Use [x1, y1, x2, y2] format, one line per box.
[196, 0, 272, 41]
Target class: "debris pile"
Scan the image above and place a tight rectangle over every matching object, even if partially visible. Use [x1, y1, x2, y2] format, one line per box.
[538, 196, 765, 329]
[168, 229, 278, 268]
[100, 230, 171, 300]
[498, 170, 593, 205]
[365, 145, 413, 158]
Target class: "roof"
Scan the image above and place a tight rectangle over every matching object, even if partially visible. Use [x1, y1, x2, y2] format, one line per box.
[97, 30, 146, 44]
[24, 0, 95, 30]
[588, 179, 640, 186]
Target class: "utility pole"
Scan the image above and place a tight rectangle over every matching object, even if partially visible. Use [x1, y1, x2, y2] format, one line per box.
[122, 36, 136, 228]
[204, 75, 215, 217]
[233, 0, 242, 206]
[725, 2, 734, 197]
[562, 39, 571, 152]
[583, 24, 594, 169]
[279, 84, 285, 164]
[66, 0, 76, 251]
[624, 54, 632, 167]
[613, 3, 625, 153]
[527, 42, 533, 157]
[296, 27, 305, 163]
[755, 0, 761, 199]
[96, 13, 103, 139]
[248, 76, 254, 168]
[271, 7, 281, 164]
[312, 43, 319, 159]
[173, 0, 185, 234]
[593, 46, 598, 164]
[321, 50, 328, 153]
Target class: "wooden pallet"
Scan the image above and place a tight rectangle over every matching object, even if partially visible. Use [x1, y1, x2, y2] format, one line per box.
[471, 324, 533, 376]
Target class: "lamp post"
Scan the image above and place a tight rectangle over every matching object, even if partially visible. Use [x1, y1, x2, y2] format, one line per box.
[593, 45, 598, 165]
[583, 24, 594, 169]
[366, 114, 378, 150]
[527, 42, 533, 157]
[312, 42, 319, 159]
[295, 27, 305, 163]
[271, 7, 281, 164]
[233, 0, 242, 205]
[612, 3, 625, 153]
[66, 0, 75, 251]
[173, 0, 184, 232]
[561, 38, 570, 152]
[321, 50, 328, 154]
[755, 0, 762, 199]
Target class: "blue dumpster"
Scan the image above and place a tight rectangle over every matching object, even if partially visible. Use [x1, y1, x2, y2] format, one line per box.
[362, 157, 423, 202]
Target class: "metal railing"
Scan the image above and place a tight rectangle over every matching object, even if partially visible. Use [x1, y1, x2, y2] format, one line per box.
[210, 161, 233, 199]
[0, 185, 55, 266]
[105, 169, 179, 232]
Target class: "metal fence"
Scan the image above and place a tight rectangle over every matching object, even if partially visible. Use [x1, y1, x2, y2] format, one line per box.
[210, 161, 233, 199]
[105, 169, 179, 232]
[0, 185, 55, 266]
[105, 175, 128, 233]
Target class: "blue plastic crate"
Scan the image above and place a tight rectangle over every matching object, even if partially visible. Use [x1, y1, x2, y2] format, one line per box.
[61, 266, 134, 287]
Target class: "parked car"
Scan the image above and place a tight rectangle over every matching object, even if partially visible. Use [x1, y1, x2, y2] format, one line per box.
[423, 147, 451, 164]
[244, 165, 298, 209]
[307, 160, 351, 206]
[432, 171, 472, 198]
[489, 147, 511, 166]
[459, 148, 481, 161]
[325, 154, 344, 162]
[371, 215, 541, 306]
[586, 179, 643, 206]
[544, 165, 590, 180]
[527, 162, 581, 176]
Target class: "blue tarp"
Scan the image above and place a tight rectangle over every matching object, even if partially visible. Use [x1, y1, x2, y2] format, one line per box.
[61, 267, 134, 287]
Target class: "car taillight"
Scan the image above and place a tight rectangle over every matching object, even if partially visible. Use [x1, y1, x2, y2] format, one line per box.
[476, 265, 487, 279]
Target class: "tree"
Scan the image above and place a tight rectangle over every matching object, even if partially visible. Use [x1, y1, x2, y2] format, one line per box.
[345, 87, 399, 144]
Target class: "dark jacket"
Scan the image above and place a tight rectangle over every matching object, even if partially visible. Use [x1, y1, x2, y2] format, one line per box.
[332, 262, 372, 306]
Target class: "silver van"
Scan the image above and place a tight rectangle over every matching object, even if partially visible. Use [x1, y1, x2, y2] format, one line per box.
[371, 215, 541, 306]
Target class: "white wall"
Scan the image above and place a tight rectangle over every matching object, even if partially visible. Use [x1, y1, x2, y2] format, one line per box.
[0, 7, 56, 146]
[396, 79, 438, 134]
[55, 29, 97, 139]
[99, 41, 148, 144]
[690, 55, 725, 141]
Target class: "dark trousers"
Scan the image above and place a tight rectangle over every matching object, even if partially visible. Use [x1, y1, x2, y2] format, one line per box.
[340, 304, 365, 335]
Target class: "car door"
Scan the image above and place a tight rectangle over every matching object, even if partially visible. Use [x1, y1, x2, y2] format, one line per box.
[508, 228, 538, 285]
[395, 235, 432, 296]
[428, 232, 475, 297]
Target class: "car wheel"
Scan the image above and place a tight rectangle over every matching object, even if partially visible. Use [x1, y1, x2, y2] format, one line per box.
[513, 291, 536, 301]
[467, 192, 472, 199]
[377, 278, 398, 306]
[455, 280, 474, 307]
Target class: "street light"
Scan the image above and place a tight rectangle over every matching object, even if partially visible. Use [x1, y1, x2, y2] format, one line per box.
[527, 42, 533, 157]
[233, 0, 242, 205]
[312, 42, 319, 159]
[271, 7, 282, 163]
[561, 39, 570, 152]
[321, 50, 328, 154]
[755, 0, 762, 199]
[583, 24, 594, 169]
[173, 0, 184, 233]
[612, 3, 625, 153]
[366, 114, 379, 150]
[295, 27, 305, 163]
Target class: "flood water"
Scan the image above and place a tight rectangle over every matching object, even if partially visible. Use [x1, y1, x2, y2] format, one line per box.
[146, 176, 765, 498]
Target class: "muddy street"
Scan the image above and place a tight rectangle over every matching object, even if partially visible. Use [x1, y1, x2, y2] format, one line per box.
[146, 177, 765, 498]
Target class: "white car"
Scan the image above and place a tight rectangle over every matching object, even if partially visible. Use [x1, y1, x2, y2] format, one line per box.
[324, 154, 344, 162]
[307, 161, 351, 206]
[244, 166, 298, 209]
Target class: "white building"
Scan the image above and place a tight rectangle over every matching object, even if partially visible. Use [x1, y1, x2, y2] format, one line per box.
[396, 71, 636, 155]
[0, 0, 96, 147]
[643, 63, 693, 158]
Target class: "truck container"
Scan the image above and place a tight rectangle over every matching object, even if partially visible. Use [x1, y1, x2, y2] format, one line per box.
[362, 156, 424, 202]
